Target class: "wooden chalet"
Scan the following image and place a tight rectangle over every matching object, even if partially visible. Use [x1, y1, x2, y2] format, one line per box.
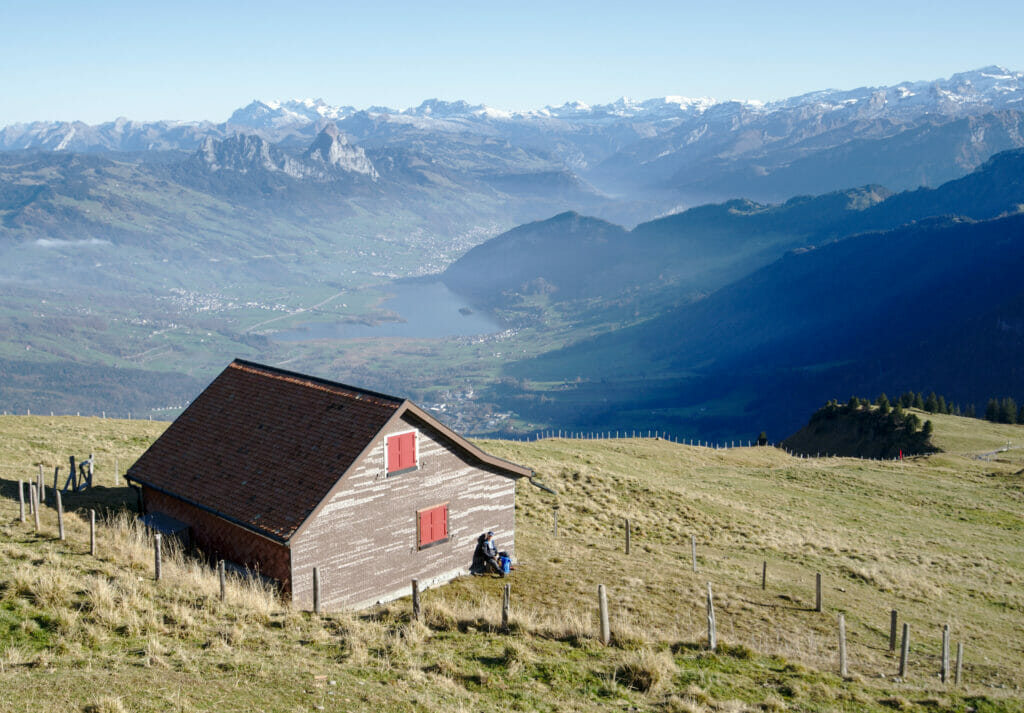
[126, 359, 532, 610]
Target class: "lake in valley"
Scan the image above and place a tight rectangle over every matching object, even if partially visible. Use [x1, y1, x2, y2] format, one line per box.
[271, 282, 502, 341]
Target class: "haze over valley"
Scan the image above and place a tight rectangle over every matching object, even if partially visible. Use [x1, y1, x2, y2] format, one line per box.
[4, 66, 1024, 441]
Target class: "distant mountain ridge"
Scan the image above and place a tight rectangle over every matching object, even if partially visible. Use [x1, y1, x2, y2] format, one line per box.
[444, 146, 1024, 311]
[458, 148, 1024, 439]
[494, 208, 1024, 440]
[191, 126, 378, 180]
[7, 67, 1023, 147]
[4, 66, 1024, 209]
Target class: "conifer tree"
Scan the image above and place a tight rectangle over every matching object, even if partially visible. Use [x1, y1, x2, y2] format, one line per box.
[986, 398, 999, 422]
[999, 397, 1018, 424]
[922, 420, 934, 438]
[876, 393, 890, 415]
[937, 395, 947, 414]
[925, 392, 939, 413]
[914, 393, 925, 409]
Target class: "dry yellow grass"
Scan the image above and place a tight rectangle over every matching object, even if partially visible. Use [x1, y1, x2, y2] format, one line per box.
[475, 430, 1024, 688]
[1, 414, 1023, 712]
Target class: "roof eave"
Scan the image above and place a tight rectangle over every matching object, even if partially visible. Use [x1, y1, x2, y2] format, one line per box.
[400, 401, 534, 478]
[127, 471, 291, 545]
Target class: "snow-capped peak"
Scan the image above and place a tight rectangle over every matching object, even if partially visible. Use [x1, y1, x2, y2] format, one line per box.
[404, 99, 483, 117]
[4, 66, 1024, 155]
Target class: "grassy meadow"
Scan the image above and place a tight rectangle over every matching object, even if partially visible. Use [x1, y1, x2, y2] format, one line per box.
[0, 412, 1022, 712]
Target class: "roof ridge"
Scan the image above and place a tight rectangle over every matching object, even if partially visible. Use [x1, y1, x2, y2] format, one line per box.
[230, 359, 403, 408]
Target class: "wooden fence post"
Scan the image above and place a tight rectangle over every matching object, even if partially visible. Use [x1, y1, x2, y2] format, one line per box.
[889, 609, 898, 653]
[219, 560, 226, 602]
[18, 479, 25, 523]
[313, 567, 322, 614]
[691, 534, 697, 572]
[955, 642, 963, 686]
[706, 582, 717, 651]
[31, 484, 40, 532]
[154, 534, 162, 581]
[502, 583, 511, 630]
[598, 584, 610, 645]
[411, 578, 420, 621]
[56, 490, 65, 541]
[815, 573, 822, 612]
[941, 624, 950, 683]
[899, 623, 910, 678]
[625, 518, 631, 555]
[838, 613, 848, 677]
[761, 560, 767, 590]
[115, 456, 120, 487]
[89, 510, 96, 556]
[553, 508, 558, 537]
[37, 464, 43, 502]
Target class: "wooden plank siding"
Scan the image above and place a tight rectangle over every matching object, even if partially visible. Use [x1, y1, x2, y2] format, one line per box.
[290, 412, 516, 611]
[142, 487, 292, 590]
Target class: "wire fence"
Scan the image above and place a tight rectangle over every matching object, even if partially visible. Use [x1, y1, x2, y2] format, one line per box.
[1, 408, 179, 421]
[483, 429, 921, 462]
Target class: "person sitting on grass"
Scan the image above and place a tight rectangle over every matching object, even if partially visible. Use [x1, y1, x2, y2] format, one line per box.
[480, 531, 505, 577]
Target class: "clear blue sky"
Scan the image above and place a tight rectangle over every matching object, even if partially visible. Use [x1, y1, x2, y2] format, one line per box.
[2, 0, 1023, 125]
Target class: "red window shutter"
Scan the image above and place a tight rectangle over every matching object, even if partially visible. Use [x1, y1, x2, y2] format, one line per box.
[387, 432, 417, 473]
[418, 504, 448, 548]
[420, 510, 431, 546]
[404, 432, 417, 469]
[387, 435, 402, 473]
[438, 505, 448, 539]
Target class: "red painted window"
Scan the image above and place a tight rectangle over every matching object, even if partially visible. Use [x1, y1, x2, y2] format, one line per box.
[418, 504, 448, 548]
[386, 431, 417, 474]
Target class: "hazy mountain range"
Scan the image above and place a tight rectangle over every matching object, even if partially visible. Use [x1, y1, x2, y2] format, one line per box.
[3, 66, 1023, 210]
[3, 66, 1024, 439]
[445, 149, 1024, 439]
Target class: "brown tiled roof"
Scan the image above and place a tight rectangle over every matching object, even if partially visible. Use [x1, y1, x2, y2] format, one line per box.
[127, 360, 403, 541]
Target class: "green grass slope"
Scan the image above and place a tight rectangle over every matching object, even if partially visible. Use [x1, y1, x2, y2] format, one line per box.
[1, 413, 1022, 712]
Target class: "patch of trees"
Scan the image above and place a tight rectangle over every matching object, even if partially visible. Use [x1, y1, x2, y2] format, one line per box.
[782, 395, 936, 459]
[901, 389, 1024, 424]
[894, 391, 972, 417]
[892, 391, 1024, 423]
[815, 396, 930, 438]
[983, 397, 1024, 424]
